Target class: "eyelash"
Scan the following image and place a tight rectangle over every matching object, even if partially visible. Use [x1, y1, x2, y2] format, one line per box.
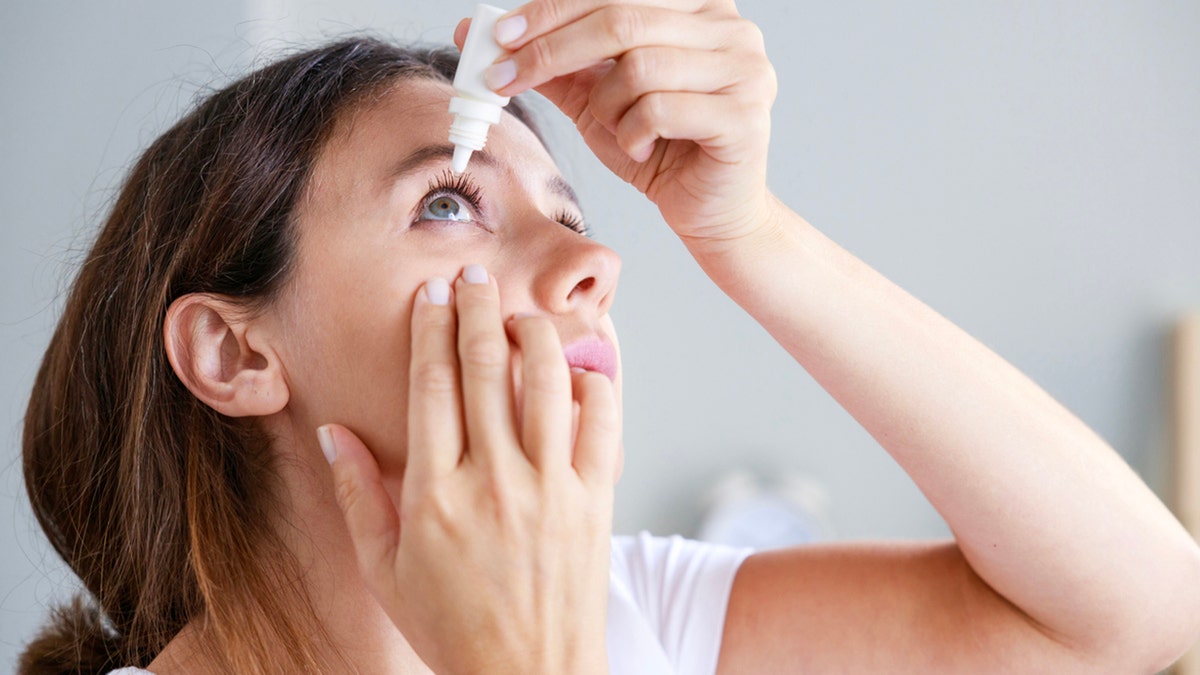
[553, 209, 589, 237]
[424, 169, 484, 216]
[419, 169, 590, 237]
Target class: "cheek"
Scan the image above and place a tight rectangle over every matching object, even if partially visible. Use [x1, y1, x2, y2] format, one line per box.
[276, 265, 419, 469]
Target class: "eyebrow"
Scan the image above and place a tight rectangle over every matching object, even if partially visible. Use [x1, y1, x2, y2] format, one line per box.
[390, 143, 497, 178]
[547, 175, 581, 211]
[389, 142, 583, 212]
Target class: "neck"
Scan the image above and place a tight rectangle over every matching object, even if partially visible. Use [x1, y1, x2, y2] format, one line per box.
[149, 417, 427, 674]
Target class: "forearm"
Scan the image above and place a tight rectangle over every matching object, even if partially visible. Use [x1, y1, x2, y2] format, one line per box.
[685, 195, 1200, 662]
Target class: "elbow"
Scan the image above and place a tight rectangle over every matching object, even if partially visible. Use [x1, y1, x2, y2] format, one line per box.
[1121, 538, 1200, 673]
[1160, 541, 1200, 670]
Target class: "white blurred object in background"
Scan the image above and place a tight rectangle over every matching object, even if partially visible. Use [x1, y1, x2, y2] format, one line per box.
[696, 470, 832, 549]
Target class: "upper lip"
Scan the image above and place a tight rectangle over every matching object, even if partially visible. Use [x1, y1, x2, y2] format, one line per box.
[562, 337, 618, 381]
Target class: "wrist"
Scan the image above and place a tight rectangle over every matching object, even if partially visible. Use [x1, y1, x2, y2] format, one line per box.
[679, 192, 802, 279]
[677, 191, 787, 257]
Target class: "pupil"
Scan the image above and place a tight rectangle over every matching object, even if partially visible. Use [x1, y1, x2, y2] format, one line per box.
[433, 197, 459, 217]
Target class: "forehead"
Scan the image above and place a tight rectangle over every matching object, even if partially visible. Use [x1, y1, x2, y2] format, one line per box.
[312, 77, 561, 192]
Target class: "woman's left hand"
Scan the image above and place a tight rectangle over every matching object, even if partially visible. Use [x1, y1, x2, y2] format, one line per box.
[457, 0, 778, 249]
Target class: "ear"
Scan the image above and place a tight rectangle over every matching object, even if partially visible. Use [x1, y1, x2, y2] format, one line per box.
[164, 293, 290, 417]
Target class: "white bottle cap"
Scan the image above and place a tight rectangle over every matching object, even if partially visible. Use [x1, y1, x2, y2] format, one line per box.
[448, 4, 512, 174]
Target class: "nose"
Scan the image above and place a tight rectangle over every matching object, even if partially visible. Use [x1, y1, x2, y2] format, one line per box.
[528, 228, 621, 317]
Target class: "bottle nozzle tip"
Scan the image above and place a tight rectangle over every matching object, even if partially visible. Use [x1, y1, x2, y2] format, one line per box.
[451, 145, 472, 175]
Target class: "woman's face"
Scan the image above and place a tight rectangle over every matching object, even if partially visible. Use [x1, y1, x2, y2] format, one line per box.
[270, 78, 621, 475]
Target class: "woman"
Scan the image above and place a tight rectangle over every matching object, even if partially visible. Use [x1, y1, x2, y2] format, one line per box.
[21, 0, 1200, 673]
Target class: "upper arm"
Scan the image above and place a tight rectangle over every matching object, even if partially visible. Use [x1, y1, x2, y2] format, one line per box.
[715, 541, 1102, 674]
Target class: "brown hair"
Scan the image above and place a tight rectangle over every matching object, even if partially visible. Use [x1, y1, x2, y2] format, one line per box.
[21, 37, 544, 674]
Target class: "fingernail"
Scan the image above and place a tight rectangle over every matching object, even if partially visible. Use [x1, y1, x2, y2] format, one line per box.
[317, 426, 337, 464]
[494, 15, 526, 45]
[485, 59, 517, 91]
[425, 277, 450, 304]
[463, 264, 489, 285]
[634, 142, 655, 163]
[570, 367, 588, 375]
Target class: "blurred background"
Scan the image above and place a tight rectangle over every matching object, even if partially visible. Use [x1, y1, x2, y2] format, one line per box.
[2, 0, 1197, 667]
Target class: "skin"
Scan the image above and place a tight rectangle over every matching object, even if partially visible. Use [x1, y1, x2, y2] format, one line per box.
[156, 0, 1200, 672]
[161, 80, 622, 673]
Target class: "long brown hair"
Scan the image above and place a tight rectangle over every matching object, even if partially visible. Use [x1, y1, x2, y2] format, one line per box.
[21, 37, 543, 674]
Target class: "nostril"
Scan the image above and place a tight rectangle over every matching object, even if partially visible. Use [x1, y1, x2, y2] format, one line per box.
[573, 277, 596, 294]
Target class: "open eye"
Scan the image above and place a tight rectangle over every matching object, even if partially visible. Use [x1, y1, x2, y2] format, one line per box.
[420, 193, 474, 223]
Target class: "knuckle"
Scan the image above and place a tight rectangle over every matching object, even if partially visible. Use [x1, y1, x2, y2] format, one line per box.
[536, 0, 567, 29]
[408, 487, 456, 530]
[587, 84, 619, 130]
[460, 334, 507, 371]
[619, 48, 654, 91]
[604, 6, 645, 49]
[584, 412, 619, 438]
[411, 360, 458, 394]
[737, 19, 767, 52]
[744, 102, 772, 132]
[525, 35, 556, 73]
[594, 409, 621, 435]
[728, 51, 777, 107]
[754, 58, 779, 101]
[479, 474, 518, 523]
[637, 92, 667, 126]
[417, 308, 455, 334]
[333, 474, 362, 515]
[524, 359, 566, 394]
[720, 17, 759, 50]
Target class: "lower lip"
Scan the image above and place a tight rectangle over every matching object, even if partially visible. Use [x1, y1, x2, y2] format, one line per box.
[563, 339, 617, 382]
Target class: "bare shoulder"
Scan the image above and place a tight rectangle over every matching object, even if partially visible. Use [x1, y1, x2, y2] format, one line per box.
[716, 541, 1106, 674]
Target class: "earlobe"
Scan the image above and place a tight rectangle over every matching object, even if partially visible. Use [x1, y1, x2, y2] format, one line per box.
[164, 294, 289, 417]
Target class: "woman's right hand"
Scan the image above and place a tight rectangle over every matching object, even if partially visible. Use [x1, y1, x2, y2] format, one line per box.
[320, 264, 619, 674]
[462, 0, 779, 252]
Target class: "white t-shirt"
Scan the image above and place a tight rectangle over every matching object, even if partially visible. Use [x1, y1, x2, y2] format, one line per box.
[109, 532, 752, 675]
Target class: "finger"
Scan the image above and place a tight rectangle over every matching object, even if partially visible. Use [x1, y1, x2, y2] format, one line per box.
[455, 265, 520, 465]
[570, 371, 621, 484]
[321, 424, 401, 595]
[508, 315, 571, 471]
[531, 63, 612, 127]
[495, 0, 713, 51]
[408, 277, 464, 479]
[615, 90, 769, 163]
[587, 46, 745, 134]
[492, 6, 724, 97]
[454, 17, 470, 49]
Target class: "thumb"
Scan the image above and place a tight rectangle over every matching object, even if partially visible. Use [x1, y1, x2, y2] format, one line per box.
[453, 17, 470, 50]
[319, 424, 400, 590]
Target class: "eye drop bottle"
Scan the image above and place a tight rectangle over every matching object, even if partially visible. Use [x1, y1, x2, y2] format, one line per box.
[449, 4, 511, 174]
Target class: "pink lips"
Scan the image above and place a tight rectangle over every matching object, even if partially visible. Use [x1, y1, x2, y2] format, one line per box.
[562, 337, 618, 382]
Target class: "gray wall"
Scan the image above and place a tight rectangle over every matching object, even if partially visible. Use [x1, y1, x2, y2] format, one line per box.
[2, 0, 1197, 667]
